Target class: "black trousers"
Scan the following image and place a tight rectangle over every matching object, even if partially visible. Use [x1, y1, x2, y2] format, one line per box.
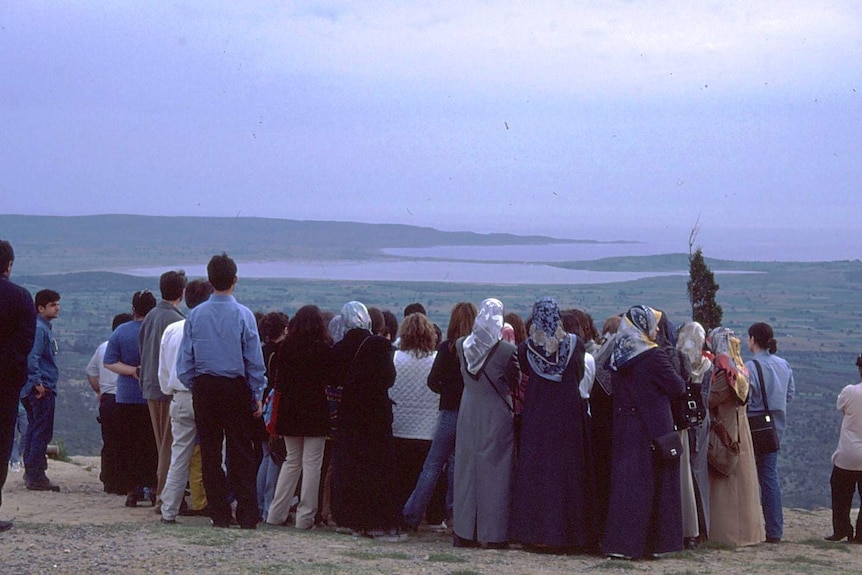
[831, 465, 862, 537]
[193, 374, 260, 528]
[0, 383, 19, 510]
[98, 393, 124, 494]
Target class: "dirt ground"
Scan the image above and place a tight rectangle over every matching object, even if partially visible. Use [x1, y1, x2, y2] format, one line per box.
[1, 456, 861, 575]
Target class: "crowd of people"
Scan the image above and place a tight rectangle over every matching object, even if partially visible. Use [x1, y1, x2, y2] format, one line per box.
[0, 240, 853, 558]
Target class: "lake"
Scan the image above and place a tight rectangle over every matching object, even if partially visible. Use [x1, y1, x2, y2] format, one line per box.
[122, 226, 857, 284]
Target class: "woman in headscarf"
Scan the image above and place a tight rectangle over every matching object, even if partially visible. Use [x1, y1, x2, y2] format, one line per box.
[589, 315, 621, 544]
[329, 301, 403, 541]
[453, 298, 519, 548]
[510, 297, 591, 551]
[602, 305, 686, 560]
[676, 322, 713, 544]
[706, 327, 764, 546]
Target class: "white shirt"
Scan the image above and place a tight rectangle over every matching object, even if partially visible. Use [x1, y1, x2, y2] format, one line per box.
[579, 352, 596, 399]
[833, 382, 862, 471]
[86, 341, 118, 395]
[159, 319, 188, 395]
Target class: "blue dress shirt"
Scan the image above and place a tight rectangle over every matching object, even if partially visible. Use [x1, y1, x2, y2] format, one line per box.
[177, 294, 266, 402]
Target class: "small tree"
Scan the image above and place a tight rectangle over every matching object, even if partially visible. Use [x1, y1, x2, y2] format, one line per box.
[687, 223, 723, 331]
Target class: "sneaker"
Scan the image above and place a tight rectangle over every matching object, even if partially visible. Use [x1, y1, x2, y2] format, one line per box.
[9, 461, 21, 473]
[427, 521, 448, 533]
[0, 520, 13, 533]
[373, 530, 409, 543]
[160, 518, 177, 525]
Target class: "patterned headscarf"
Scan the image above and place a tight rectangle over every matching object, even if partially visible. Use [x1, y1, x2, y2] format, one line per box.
[328, 315, 345, 344]
[676, 321, 712, 384]
[340, 301, 371, 332]
[707, 326, 749, 401]
[526, 297, 575, 381]
[610, 305, 660, 371]
[462, 298, 504, 375]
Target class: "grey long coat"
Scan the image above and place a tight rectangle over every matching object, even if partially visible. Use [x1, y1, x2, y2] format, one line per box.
[453, 339, 518, 544]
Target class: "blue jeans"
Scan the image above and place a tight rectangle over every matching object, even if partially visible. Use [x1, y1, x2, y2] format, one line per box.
[22, 389, 56, 484]
[756, 450, 783, 540]
[257, 440, 281, 521]
[403, 409, 457, 527]
[9, 401, 28, 464]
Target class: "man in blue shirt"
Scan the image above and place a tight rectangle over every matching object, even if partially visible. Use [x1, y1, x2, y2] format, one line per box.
[21, 288, 61, 492]
[0, 240, 37, 531]
[178, 253, 266, 529]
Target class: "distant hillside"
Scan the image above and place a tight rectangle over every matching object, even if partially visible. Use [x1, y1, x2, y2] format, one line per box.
[0, 214, 595, 275]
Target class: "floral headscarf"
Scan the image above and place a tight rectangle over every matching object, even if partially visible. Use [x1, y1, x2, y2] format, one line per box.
[526, 297, 575, 381]
[707, 326, 749, 401]
[462, 298, 504, 375]
[610, 305, 660, 371]
[676, 321, 712, 384]
[340, 301, 371, 332]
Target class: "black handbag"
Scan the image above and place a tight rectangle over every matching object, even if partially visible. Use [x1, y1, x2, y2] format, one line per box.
[748, 360, 780, 456]
[652, 429, 684, 463]
[619, 378, 683, 465]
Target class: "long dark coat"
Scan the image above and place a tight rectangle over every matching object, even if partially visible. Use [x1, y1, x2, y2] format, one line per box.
[602, 347, 686, 559]
[509, 336, 594, 549]
[273, 338, 332, 438]
[330, 328, 398, 532]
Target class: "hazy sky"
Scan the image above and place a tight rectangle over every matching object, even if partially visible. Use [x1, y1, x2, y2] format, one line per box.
[2, 2, 860, 238]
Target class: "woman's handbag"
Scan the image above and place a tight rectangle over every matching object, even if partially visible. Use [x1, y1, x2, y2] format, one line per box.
[651, 430, 684, 463]
[263, 387, 281, 436]
[748, 360, 780, 457]
[707, 418, 739, 476]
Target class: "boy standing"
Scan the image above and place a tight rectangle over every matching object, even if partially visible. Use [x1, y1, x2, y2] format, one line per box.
[21, 289, 61, 491]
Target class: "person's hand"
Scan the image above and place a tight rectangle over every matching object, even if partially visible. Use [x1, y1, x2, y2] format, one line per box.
[252, 400, 263, 418]
[35, 383, 46, 399]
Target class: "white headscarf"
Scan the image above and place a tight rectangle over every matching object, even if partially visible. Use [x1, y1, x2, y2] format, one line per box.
[676, 321, 712, 384]
[462, 298, 504, 375]
[340, 301, 371, 332]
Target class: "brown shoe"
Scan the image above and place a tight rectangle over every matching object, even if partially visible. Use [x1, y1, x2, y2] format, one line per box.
[26, 480, 60, 492]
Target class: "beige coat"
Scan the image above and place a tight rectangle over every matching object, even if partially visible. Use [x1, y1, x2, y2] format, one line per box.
[708, 370, 765, 545]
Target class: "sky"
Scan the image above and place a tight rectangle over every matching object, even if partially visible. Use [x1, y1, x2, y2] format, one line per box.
[1, 2, 860, 241]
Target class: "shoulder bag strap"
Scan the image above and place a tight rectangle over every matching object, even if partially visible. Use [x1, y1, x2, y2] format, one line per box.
[473, 342, 514, 414]
[752, 360, 771, 413]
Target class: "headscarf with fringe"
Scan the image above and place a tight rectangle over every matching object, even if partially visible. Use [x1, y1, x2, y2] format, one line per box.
[610, 305, 660, 371]
[526, 297, 576, 381]
[706, 326, 749, 402]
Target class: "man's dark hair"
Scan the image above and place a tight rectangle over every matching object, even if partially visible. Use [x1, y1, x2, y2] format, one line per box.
[35, 289, 60, 309]
[160, 269, 188, 301]
[207, 253, 237, 291]
[403, 302, 426, 318]
[0, 239, 14, 273]
[185, 279, 213, 309]
[132, 290, 157, 317]
[112, 312, 134, 331]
